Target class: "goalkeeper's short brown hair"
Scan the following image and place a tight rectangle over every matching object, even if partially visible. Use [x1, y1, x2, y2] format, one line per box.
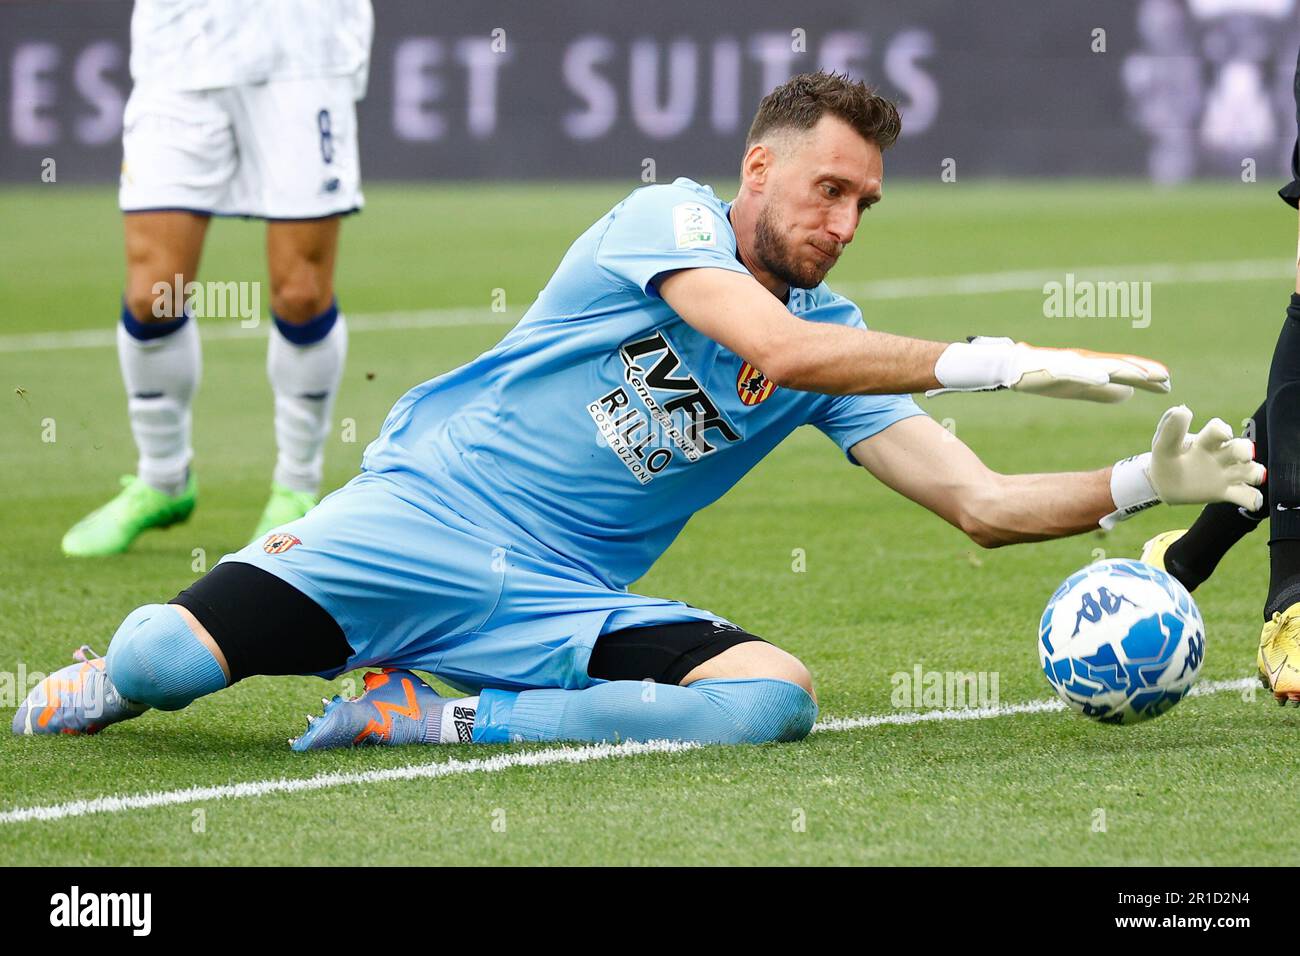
[746, 71, 901, 151]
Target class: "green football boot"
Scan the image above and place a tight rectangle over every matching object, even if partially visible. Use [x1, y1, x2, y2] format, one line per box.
[250, 482, 318, 542]
[61, 474, 198, 557]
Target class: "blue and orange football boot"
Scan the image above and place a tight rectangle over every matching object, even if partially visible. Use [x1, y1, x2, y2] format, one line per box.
[290, 668, 451, 751]
[12, 646, 148, 736]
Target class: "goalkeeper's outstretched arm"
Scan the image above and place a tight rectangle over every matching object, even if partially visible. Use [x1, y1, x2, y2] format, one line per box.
[657, 267, 1171, 403]
[849, 409, 1264, 548]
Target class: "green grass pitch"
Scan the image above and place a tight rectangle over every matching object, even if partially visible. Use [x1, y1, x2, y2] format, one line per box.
[1, 180, 1297, 865]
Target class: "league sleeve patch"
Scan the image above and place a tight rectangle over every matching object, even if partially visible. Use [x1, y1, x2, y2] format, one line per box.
[672, 202, 718, 249]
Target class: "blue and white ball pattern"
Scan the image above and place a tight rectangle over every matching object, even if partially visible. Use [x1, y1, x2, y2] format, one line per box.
[1039, 559, 1205, 724]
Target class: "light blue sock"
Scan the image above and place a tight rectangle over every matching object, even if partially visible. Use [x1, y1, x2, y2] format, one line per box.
[473, 677, 817, 745]
[105, 604, 228, 711]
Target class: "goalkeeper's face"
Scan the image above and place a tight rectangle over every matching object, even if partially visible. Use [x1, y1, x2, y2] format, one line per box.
[750, 115, 884, 290]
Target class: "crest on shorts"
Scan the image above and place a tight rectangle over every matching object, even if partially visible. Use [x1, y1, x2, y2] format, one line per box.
[263, 533, 302, 555]
[736, 362, 776, 406]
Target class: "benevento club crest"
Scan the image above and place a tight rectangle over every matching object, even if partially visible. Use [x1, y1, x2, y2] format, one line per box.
[263, 533, 302, 555]
[736, 362, 776, 406]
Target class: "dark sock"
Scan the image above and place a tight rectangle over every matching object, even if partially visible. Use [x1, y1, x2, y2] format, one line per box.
[1165, 505, 1264, 592]
[1264, 294, 1300, 616]
[1266, 542, 1300, 618]
[1163, 400, 1268, 592]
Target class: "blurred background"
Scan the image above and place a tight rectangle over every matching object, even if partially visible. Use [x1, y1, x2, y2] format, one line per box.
[3, 0, 1300, 185]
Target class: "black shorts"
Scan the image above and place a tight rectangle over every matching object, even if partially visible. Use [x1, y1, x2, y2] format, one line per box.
[1279, 140, 1300, 209]
[587, 620, 767, 685]
[172, 561, 763, 687]
[170, 561, 353, 684]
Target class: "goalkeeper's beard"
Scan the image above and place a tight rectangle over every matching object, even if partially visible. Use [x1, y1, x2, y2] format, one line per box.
[753, 200, 831, 291]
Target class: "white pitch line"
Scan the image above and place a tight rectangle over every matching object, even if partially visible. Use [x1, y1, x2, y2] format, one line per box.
[0, 258, 1287, 355]
[0, 307, 527, 354]
[0, 738, 701, 826]
[0, 676, 1260, 826]
[811, 676, 1257, 733]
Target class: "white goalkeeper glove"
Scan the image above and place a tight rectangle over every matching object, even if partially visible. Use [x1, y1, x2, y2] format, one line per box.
[1100, 405, 1265, 530]
[928, 336, 1171, 403]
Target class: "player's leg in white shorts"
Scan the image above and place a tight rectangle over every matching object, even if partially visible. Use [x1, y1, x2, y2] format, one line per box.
[220, 75, 363, 220]
[59, 85, 230, 559]
[117, 82, 234, 481]
[222, 77, 362, 536]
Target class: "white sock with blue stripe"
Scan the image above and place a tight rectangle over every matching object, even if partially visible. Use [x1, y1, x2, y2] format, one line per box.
[267, 302, 348, 495]
[117, 305, 200, 497]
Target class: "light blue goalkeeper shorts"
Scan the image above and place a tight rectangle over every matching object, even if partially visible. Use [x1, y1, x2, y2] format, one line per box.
[222, 473, 732, 694]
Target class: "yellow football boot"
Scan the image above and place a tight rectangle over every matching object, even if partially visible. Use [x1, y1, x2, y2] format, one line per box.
[1139, 530, 1187, 571]
[1258, 604, 1300, 705]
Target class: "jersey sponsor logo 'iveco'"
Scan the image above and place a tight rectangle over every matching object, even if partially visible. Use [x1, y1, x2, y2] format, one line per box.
[587, 330, 741, 484]
[736, 362, 776, 406]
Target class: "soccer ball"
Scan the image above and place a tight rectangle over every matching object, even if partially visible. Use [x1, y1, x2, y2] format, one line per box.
[1038, 559, 1205, 724]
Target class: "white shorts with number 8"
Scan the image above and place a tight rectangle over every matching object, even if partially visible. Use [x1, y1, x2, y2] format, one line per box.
[119, 75, 363, 221]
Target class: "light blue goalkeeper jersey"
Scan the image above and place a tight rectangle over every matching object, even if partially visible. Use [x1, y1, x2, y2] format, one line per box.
[360, 177, 925, 591]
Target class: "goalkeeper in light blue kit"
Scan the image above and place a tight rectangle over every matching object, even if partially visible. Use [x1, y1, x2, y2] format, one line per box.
[16, 73, 1263, 749]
